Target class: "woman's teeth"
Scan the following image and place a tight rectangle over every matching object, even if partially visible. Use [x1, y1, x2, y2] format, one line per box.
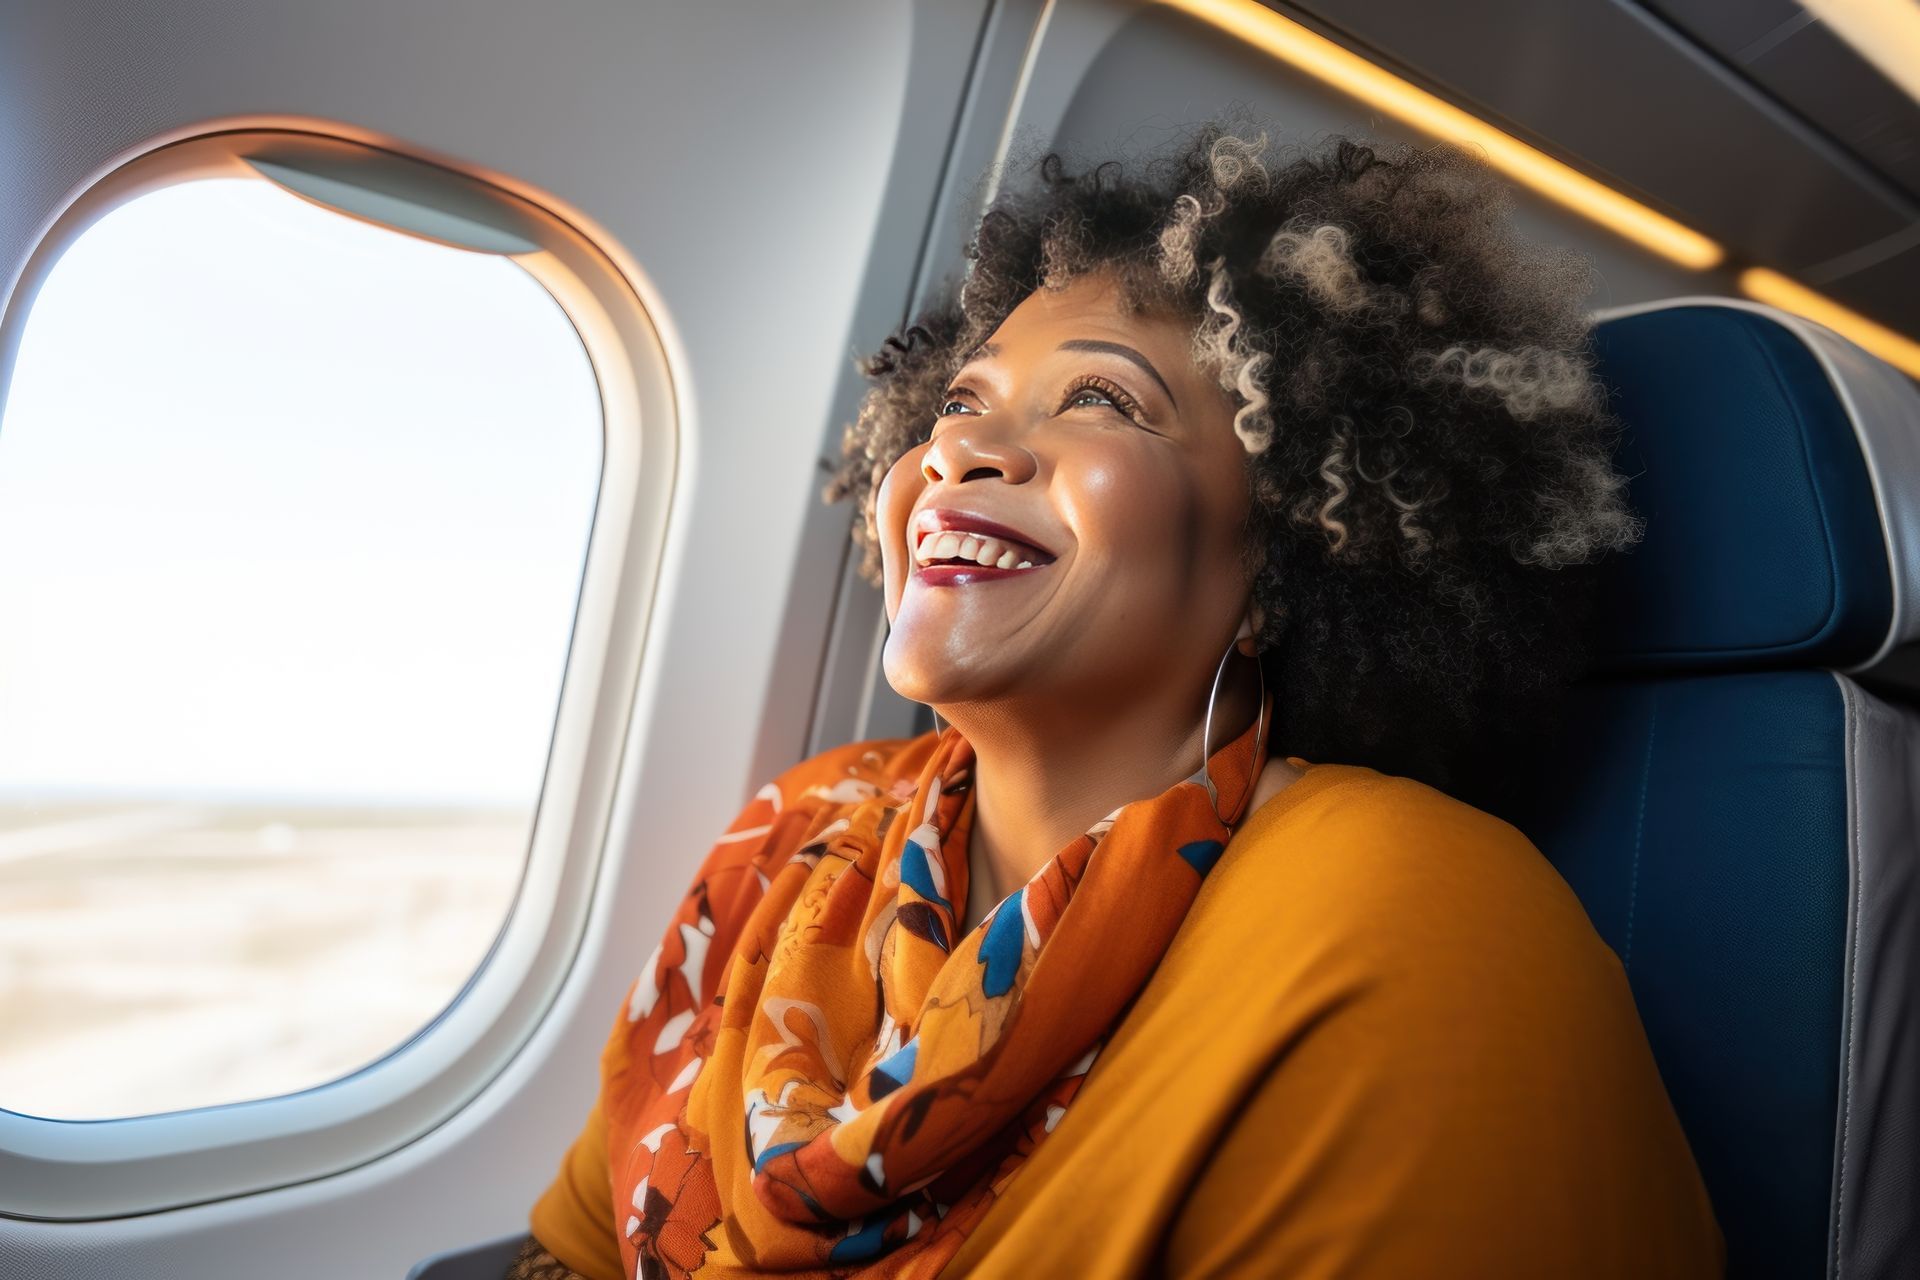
[914, 529, 1037, 570]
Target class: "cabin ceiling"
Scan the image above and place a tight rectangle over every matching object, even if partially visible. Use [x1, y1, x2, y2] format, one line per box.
[1285, 0, 1920, 339]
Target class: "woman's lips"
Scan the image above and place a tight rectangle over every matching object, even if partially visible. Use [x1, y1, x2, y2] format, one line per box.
[911, 508, 1056, 562]
[911, 561, 1051, 587]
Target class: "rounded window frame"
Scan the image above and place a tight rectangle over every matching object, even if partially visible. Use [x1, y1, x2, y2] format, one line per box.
[0, 124, 678, 1220]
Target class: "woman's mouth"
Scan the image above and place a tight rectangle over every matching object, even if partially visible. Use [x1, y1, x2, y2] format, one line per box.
[910, 527, 1054, 587]
[913, 561, 1051, 586]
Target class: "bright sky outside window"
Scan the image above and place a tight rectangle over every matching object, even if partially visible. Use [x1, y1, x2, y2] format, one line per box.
[0, 176, 604, 1119]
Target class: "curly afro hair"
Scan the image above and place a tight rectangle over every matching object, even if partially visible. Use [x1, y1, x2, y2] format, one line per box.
[824, 125, 1644, 810]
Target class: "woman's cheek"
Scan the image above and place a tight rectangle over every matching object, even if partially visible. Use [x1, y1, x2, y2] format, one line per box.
[1062, 447, 1179, 568]
[874, 448, 926, 614]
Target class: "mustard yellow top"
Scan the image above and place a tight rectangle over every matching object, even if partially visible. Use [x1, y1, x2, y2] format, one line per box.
[531, 757, 1723, 1278]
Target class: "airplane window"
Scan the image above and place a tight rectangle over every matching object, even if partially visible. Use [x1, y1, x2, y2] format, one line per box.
[0, 177, 603, 1121]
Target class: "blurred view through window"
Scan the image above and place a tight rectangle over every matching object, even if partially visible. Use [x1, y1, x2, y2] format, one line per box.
[0, 178, 603, 1119]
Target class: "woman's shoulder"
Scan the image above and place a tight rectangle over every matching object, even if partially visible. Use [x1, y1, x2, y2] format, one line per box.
[704, 732, 941, 869]
[673, 733, 939, 918]
[1227, 757, 1545, 867]
[1142, 764, 1721, 1274]
[1198, 759, 1621, 993]
[761, 731, 940, 814]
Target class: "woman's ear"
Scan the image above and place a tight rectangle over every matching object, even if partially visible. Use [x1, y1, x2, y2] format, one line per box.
[1238, 540, 1269, 655]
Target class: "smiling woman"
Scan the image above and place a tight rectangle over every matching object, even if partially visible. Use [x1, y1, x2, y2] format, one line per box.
[875, 270, 1282, 936]
[515, 127, 1724, 1279]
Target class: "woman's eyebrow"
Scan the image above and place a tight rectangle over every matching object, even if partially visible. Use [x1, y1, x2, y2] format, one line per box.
[1056, 339, 1178, 409]
[962, 341, 999, 364]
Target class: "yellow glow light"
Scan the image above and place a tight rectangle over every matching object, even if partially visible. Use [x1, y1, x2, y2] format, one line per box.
[1800, 0, 1920, 112]
[1739, 267, 1920, 378]
[1162, 0, 1725, 270]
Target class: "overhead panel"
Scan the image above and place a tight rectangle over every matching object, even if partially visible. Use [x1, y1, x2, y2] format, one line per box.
[1289, 0, 1920, 337]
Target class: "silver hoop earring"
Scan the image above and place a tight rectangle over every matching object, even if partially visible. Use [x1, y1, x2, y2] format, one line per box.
[1201, 637, 1269, 826]
[930, 707, 949, 738]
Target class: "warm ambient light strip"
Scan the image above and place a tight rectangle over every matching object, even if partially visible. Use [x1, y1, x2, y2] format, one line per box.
[1161, 0, 1725, 270]
[1163, 0, 1920, 377]
[1798, 0, 1920, 113]
[1740, 267, 1920, 377]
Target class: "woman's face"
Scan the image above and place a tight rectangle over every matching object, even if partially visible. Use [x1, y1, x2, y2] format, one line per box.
[876, 270, 1255, 715]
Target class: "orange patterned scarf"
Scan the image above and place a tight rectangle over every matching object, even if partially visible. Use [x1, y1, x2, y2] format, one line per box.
[612, 703, 1269, 1279]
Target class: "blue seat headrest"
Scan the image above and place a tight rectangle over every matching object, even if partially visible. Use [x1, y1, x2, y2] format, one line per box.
[1587, 299, 1920, 676]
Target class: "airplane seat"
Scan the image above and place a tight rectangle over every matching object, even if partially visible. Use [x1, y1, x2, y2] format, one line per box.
[1498, 298, 1919, 1279]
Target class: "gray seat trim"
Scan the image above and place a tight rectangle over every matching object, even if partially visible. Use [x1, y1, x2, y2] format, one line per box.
[1831, 674, 1919, 1278]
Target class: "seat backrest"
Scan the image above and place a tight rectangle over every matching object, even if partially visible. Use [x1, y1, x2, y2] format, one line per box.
[1501, 299, 1918, 1279]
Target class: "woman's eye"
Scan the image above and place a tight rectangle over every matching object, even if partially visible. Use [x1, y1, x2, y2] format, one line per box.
[1063, 378, 1145, 424]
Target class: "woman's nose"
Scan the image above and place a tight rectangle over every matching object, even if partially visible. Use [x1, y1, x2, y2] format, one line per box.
[921, 420, 1038, 487]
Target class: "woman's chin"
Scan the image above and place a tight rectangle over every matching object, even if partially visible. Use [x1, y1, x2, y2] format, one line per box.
[884, 585, 1079, 706]
[881, 664, 968, 710]
[882, 647, 1027, 712]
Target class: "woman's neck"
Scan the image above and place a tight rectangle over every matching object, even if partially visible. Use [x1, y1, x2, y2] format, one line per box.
[946, 676, 1263, 935]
